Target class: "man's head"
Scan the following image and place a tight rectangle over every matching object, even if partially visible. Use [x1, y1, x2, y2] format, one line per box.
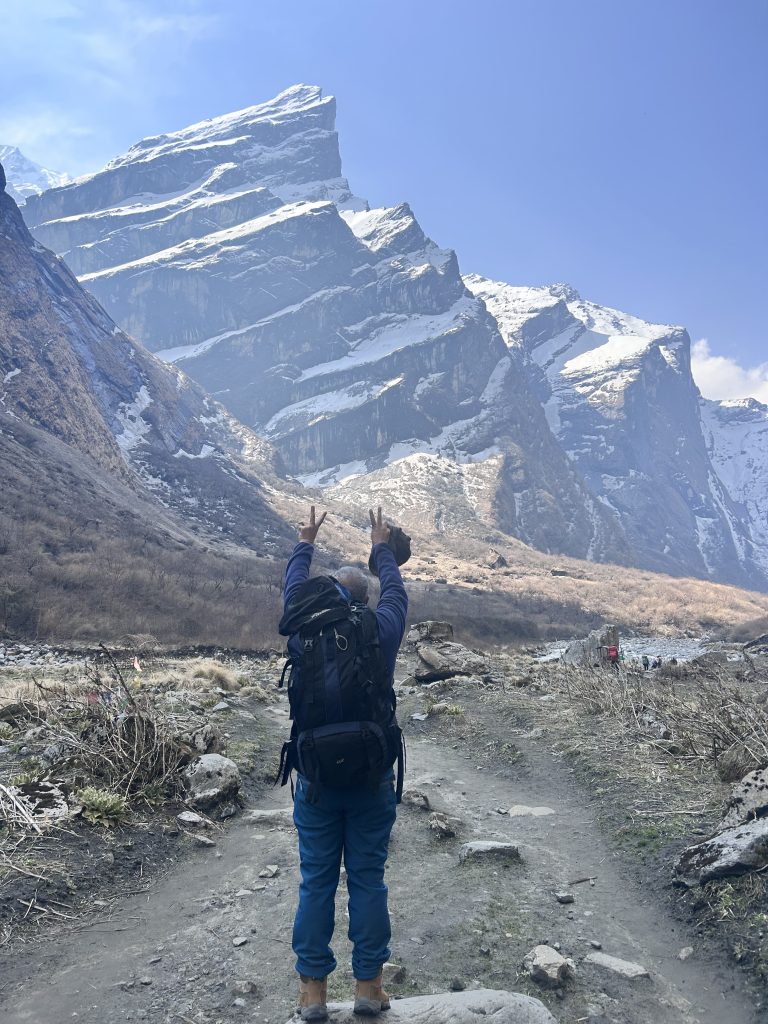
[335, 565, 369, 604]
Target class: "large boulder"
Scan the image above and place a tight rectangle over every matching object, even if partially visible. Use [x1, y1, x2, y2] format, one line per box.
[720, 767, 768, 829]
[282, 989, 556, 1023]
[744, 634, 768, 656]
[562, 624, 619, 666]
[415, 641, 489, 682]
[182, 753, 241, 809]
[675, 818, 768, 884]
[407, 621, 454, 643]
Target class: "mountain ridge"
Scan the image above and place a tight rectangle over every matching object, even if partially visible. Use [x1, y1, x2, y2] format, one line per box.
[19, 85, 768, 591]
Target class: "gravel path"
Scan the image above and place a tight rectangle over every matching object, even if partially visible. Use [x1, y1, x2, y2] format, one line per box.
[0, 695, 756, 1024]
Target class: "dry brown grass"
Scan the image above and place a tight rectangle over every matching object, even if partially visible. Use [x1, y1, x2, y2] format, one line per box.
[190, 660, 241, 691]
[545, 660, 768, 778]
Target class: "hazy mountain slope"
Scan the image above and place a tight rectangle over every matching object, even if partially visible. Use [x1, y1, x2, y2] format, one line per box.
[0, 145, 69, 206]
[700, 397, 768, 581]
[465, 276, 765, 590]
[0, 159, 297, 642]
[23, 86, 624, 564]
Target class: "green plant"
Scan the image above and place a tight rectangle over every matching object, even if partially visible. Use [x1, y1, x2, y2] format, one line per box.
[77, 786, 128, 827]
[0, 721, 13, 740]
[8, 772, 37, 786]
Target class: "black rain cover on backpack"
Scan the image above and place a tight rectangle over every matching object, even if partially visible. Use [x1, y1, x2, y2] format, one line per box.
[276, 575, 404, 802]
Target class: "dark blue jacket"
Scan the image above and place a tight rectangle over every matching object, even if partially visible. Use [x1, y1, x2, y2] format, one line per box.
[283, 541, 408, 678]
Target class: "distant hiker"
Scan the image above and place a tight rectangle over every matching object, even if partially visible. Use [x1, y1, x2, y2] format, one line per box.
[642, 654, 650, 671]
[607, 644, 620, 672]
[277, 505, 408, 1021]
[651, 657, 660, 669]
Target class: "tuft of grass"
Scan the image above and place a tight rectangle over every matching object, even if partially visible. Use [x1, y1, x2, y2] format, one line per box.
[0, 721, 13, 740]
[77, 786, 128, 827]
[190, 660, 240, 691]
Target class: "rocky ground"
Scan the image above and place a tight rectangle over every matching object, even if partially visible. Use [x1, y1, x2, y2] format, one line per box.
[0, 631, 765, 1023]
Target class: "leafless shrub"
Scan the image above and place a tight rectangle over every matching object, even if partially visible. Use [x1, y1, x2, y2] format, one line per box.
[18, 662, 196, 804]
[550, 662, 768, 777]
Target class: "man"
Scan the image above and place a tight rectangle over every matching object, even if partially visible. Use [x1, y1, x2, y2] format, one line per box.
[283, 505, 408, 1021]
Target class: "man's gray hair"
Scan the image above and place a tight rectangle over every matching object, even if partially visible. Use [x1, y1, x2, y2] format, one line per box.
[335, 565, 369, 603]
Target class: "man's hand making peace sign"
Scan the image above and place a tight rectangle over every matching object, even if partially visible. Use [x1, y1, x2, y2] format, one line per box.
[299, 505, 327, 544]
[369, 506, 391, 546]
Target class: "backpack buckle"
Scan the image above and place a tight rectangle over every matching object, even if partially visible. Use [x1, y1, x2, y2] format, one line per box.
[304, 638, 314, 650]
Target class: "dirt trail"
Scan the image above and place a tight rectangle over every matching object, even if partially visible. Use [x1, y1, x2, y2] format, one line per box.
[0, 696, 756, 1024]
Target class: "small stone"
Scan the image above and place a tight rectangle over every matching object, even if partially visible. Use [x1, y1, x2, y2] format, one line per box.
[428, 811, 457, 839]
[459, 841, 522, 865]
[232, 979, 260, 996]
[233, 936, 249, 947]
[232, 997, 246, 1008]
[523, 945, 576, 987]
[410, 936, 425, 945]
[507, 804, 556, 817]
[259, 864, 280, 878]
[234, 889, 253, 898]
[590, 940, 602, 950]
[138, 977, 152, 986]
[193, 834, 216, 847]
[479, 945, 491, 956]
[411, 712, 429, 722]
[177, 810, 206, 826]
[402, 789, 431, 811]
[678, 946, 694, 961]
[211, 701, 231, 713]
[555, 892, 575, 904]
[245, 807, 294, 825]
[382, 962, 406, 985]
[585, 951, 650, 979]
[449, 978, 465, 991]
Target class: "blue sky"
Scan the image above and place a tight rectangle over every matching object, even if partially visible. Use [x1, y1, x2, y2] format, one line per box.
[2, 0, 766, 399]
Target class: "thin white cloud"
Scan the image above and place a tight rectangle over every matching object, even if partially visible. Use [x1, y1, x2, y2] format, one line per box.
[0, 0, 221, 172]
[0, 110, 93, 153]
[692, 339, 768, 404]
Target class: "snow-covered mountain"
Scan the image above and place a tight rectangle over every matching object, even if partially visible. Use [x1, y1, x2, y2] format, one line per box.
[23, 85, 625, 564]
[465, 276, 765, 589]
[0, 145, 69, 205]
[21, 85, 767, 589]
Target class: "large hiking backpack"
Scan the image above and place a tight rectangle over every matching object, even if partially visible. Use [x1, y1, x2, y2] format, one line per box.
[276, 575, 404, 802]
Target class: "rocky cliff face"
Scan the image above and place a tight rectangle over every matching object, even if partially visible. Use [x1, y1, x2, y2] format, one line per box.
[465, 276, 764, 589]
[700, 397, 768, 583]
[0, 163, 290, 553]
[23, 85, 623, 563]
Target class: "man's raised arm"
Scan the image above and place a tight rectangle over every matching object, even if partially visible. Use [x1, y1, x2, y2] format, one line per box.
[369, 507, 408, 670]
[283, 505, 327, 609]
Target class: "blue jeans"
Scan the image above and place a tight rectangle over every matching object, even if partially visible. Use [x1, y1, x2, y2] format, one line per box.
[292, 773, 397, 980]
